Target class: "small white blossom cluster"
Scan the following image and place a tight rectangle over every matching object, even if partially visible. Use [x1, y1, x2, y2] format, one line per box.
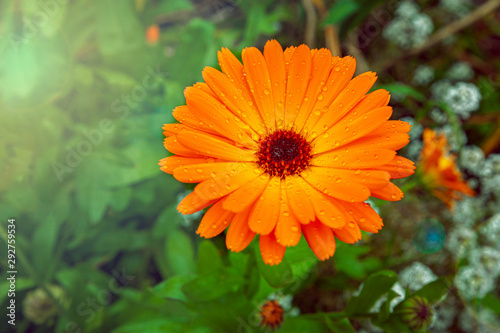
[459, 145, 485, 176]
[436, 125, 467, 151]
[440, 0, 473, 17]
[429, 108, 448, 124]
[399, 262, 438, 291]
[383, 0, 434, 49]
[452, 197, 487, 227]
[446, 227, 477, 258]
[454, 265, 495, 300]
[446, 62, 475, 81]
[266, 292, 300, 317]
[401, 117, 424, 161]
[412, 65, 435, 86]
[442, 82, 482, 119]
[458, 308, 500, 333]
[480, 214, 500, 246]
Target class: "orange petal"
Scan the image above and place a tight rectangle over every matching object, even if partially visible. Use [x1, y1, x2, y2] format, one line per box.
[263, 40, 286, 129]
[223, 173, 270, 212]
[371, 182, 404, 201]
[332, 169, 391, 190]
[284, 44, 312, 126]
[259, 232, 286, 266]
[218, 48, 246, 89]
[173, 162, 241, 183]
[312, 106, 393, 154]
[226, 206, 256, 252]
[196, 199, 234, 238]
[242, 47, 275, 129]
[302, 56, 356, 133]
[285, 176, 316, 224]
[310, 72, 378, 137]
[164, 136, 203, 157]
[379, 156, 416, 179]
[283, 46, 296, 66]
[295, 177, 346, 228]
[172, 106, 219, 135]
[275, 182, 302, 247]
[202, 66, 265, 135]
[312, 148, 396, 169]
[185, 86, 256, 148]
[178, 191, 216, 215]
[159, 156, 217, 174]
[248, 176, 281, 235]
[333, 218, 362, 244]
[350, 88, 390, 114]
[293, 48, 334, 130]
[302, 167, 371, 202]
[194, 163, 261, 201]
[342, 201, 383, 233]
[347, 121, 411, 151]
[302, 221, 336, 260]
[176, 131, 256, 161]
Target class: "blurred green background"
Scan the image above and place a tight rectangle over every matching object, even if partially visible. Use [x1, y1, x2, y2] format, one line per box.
[1, 0, 500, 332]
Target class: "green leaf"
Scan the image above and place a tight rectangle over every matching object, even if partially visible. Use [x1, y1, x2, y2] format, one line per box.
[279, 316, 330, 333]
[379, 289, 402, 321]
[412, 277, 451, 305]
[181, 268, 245, 302]
[483, 294, 500, 316]
[324, 316, 355, 333]
[334, 244, 381, 279]
[324, 0, 360, 26]
[256, 245, 294, 289]
[152, 275, 195, 302]
[111, 319, 183, 333]
[344, 270, 398, 316]
[97, 0, 144, 55]
[372, 316, 412, 333]
[376, 83, 426, 102]
[197, 240, 223, 275]
[165, 229, 196, 276]
[152, 204, 184, 240]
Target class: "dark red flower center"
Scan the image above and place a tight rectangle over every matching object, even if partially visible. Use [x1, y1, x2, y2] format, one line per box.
[257, 130, 312, 178]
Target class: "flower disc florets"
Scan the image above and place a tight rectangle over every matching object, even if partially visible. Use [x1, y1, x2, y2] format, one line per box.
[257, 130, 312, 178]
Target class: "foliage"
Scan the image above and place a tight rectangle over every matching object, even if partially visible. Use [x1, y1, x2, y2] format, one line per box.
[1, 0, 500, 332]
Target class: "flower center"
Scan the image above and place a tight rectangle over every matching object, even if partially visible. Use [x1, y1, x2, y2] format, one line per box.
[257, 129, 312, 178]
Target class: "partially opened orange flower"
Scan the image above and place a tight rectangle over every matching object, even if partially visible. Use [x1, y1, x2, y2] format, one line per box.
[159, 40, 415, 265]
[259, 300, 284, 330]
[418, 128, 475, 209]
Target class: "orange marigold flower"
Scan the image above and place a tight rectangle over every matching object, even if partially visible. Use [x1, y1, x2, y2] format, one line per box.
[259, 300, 284, 330]
[418, 128, 475, 209]
[159, 40, 415, 265]
[146, 24, 160, 44]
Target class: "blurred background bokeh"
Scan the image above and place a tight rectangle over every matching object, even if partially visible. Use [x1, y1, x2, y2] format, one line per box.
[1, 0, 500, 332]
